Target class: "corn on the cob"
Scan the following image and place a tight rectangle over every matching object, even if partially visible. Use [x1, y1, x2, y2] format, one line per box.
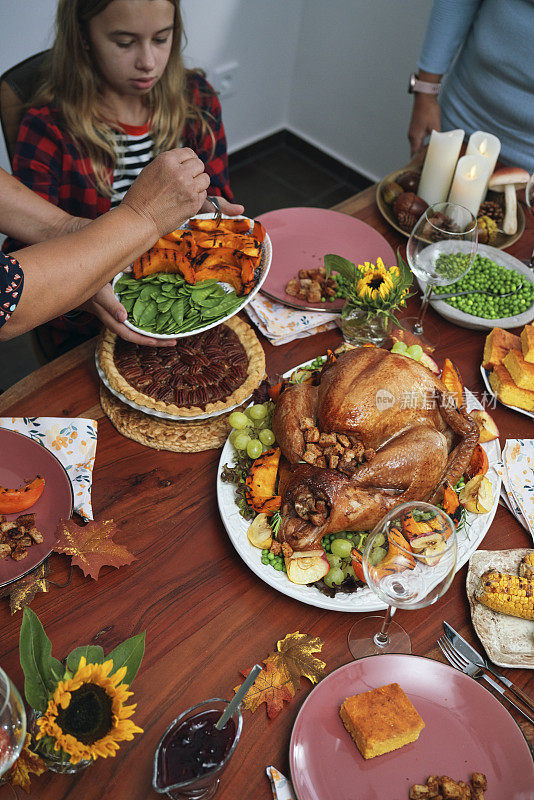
[519, 552, 534, 579]
[476, 569, 534, 620]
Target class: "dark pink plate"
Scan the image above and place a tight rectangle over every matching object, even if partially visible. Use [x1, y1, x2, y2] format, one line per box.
[0, 429, 73, 586]
[258, 207, 396, 311]
[290, 654, 534, 800]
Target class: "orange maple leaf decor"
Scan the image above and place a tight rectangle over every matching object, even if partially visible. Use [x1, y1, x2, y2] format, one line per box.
[234, 662, 294, 719]
[53, 518, 135, 580]
[5, 733, 47, 792]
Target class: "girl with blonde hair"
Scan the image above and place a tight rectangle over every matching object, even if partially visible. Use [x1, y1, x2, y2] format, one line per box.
[6, 0, 242, 344]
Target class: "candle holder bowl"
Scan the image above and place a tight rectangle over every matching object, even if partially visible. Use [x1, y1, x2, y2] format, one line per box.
[376, 165, 525, 249]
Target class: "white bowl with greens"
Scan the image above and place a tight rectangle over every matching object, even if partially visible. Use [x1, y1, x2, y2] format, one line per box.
[112, 215, 272, 339]
[417, 242, 534, 331]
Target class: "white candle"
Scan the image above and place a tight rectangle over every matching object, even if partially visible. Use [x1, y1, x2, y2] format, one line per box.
[466, 131, 501, 190]
[447, 155, 489, 217]
[417, 129, 465, 206]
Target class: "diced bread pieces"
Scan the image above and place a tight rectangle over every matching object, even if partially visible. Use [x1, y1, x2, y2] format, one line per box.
[489, 364, 534, 411]
[482, 327, 521, 369]
[503, 349, 534, 390]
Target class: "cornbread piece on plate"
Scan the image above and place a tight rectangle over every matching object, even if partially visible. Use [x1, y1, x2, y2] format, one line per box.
[489, 364, 534, 411]
[521, 324, 534, 363]
[482, 327, 520, 369]
[339, 682, 425, 759]
[503, 348, 534, 390]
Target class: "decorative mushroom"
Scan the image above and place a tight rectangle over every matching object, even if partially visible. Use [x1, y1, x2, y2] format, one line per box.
[488, 166, 530, 235]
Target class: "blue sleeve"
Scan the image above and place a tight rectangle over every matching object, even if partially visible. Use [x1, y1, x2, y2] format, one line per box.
[417, 0, 484, 74]
[0, 253, 24, 331]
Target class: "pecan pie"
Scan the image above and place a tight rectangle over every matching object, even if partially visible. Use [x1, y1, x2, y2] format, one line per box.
[97, 317, 265, 417]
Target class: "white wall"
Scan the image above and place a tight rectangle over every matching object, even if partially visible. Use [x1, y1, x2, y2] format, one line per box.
[288, 0, 430, 181]
[0, 0, 431, 181]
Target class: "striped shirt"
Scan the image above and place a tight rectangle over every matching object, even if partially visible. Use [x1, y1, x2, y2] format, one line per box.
[110, 121, 154, 208]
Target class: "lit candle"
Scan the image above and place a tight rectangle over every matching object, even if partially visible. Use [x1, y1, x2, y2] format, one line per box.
[447, 154, 489, 217]
[466, 131, 501, 190]
[417, 129, 464, 206]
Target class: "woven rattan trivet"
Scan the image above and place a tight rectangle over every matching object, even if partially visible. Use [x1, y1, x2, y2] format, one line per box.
[100, 385, 231, 452]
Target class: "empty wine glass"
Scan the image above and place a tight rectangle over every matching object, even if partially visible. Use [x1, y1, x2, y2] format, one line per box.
[405, 202, 478, 345]
[526, 173, 534, 269]
[348, 501, 457, 659]
[0, 668, 26, 777]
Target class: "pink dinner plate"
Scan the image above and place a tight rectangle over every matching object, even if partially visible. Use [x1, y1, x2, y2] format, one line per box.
[290, 654, 534, 800]
[0, 429, 73, 586]
[258, 207, 396, 311]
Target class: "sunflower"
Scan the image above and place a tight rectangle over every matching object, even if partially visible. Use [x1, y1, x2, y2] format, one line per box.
[36, 658, 143, 764]
[356, 258, 395, 302]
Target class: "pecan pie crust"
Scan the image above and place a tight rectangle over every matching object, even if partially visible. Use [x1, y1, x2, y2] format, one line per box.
[97, 317, 265, 417]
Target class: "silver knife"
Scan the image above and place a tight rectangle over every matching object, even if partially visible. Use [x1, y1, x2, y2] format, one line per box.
[443, 621, 534, 714]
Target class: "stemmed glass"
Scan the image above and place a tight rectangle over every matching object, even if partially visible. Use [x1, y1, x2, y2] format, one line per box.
[0, 668, 26, 778]
[405, 202, 478, 345]
[526, 173, 534, 269]
[347, 501, 457, 659]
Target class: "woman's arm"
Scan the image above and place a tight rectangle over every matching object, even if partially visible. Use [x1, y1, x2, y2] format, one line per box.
[1, 148, 210, 340]
[0, 168, 88, 244]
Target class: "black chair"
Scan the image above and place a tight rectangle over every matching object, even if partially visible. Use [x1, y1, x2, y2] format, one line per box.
[0, 51, 48, 166]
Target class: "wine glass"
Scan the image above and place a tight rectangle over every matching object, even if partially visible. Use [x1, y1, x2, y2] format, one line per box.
[0, 668, 26, 777]
[405, 202, 478, 345]
[526, 173, 534, 269]
[347, 501, 457, 659]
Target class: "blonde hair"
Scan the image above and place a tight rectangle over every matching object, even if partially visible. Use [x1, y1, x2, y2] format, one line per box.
[33, 0, 213, 196]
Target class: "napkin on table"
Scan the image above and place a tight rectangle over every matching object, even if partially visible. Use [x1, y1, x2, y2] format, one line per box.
[266, 766, 296, 800]
[493, 439, 534, 539]
[0, 417, 98, 520]
[246, 294, 338, 346]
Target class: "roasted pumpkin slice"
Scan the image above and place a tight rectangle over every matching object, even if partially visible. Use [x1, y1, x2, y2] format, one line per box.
[156, 231, 196, 259]
[189, 217, 252, 234]
[442, 481, 462, 525]
[132, 248, 195, 280]
[465, 443, 489, 480]
[252, 220, 266, 243]
[440, 357, 463, 408]
[373, 525, 415, 579]
[245, 447, 281, 513]
[192, 264, 244, 295]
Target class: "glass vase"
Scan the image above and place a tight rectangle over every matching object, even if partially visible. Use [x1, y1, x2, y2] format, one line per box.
[339, 306, 392, 347]
[28, 710, 93, 774]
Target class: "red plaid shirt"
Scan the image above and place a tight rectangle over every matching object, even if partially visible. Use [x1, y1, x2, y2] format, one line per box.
[3, 71, 232, 341]
[4, 70, 231, 251]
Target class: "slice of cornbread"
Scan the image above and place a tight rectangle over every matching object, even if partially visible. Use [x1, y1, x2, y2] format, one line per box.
[521, 324, 534, 364]
[482, 327, 521, 369]
[339, 682, 425, 760]
[503, 349, 534, 391]
[489, 364, 534, 412]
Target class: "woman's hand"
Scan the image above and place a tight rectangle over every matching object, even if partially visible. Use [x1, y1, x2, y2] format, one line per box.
[201, 197, 245, 217]
[408, 94, 442, 155]
[122, 148, 210, 239]
[82, 283, 176, 347]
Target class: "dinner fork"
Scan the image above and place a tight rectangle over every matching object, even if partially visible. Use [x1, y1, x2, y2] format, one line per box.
[437, 636, 534, 726]
[206, 195, 222, 227]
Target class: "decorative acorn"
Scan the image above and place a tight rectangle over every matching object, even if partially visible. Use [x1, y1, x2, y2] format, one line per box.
[393, 192, 428, 231]
[476, 215, 499, 245]
[382, 181, 403, 206]
[396, 171, 421, 193]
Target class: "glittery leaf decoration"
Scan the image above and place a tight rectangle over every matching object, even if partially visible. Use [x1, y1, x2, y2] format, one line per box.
[234, 662, 294, 719]
[265, 631, 326, 693]
[4, 733, 47, 792]
[53, 518, 134, 579]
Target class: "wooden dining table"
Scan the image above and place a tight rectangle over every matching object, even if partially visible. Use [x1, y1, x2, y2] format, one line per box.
[0, 183, 533, 799]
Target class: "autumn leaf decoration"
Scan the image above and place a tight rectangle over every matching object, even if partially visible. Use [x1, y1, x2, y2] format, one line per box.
[53, 518, 134, 580]
[234, 632, 326, 719]
[4, 733, 47, 793]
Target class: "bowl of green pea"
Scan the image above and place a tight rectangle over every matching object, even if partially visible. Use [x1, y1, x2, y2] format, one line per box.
[416, 243, 534, 331]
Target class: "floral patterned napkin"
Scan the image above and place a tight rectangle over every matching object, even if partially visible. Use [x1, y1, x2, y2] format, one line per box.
[0, 417, 98, 520]
[266, 766, 296, 800]
[246, 294, 338, 346]
[493, 439, 534, 538]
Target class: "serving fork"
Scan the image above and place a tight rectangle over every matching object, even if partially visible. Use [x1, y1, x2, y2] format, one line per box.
[437, 636, 534, 726]
[206, 195, 222, 227]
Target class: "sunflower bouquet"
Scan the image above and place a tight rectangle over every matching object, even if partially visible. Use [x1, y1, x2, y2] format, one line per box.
[325, 250, 413, 325]
[19, 607, 144, 773]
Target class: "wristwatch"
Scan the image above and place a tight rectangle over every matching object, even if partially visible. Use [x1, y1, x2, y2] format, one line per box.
[408, 73, 441, 95]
